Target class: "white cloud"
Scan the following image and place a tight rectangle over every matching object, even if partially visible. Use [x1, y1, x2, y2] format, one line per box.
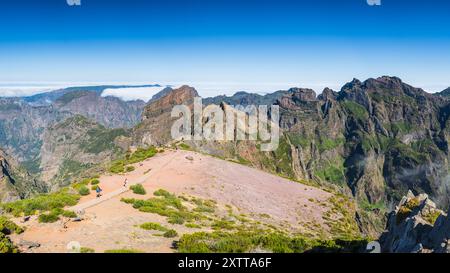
[0, 86, 62, 97]
[101, 86, 167, 101]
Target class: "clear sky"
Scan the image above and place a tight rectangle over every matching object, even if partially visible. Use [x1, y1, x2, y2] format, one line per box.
[1, 0, 450, 97]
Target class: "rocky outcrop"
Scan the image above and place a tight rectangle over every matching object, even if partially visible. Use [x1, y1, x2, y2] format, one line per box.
[379, 191, 450, 253]
[133, 85, 198, 147]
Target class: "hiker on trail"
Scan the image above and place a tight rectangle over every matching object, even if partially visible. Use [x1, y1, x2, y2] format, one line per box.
[123, 178, 128, 188]
[96, 186, 102, 198]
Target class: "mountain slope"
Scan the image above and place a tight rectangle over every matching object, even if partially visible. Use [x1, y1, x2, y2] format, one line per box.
[10, 150, 362, 253]
[0, 149, 46, 203]
[53, 91, 146, 128]
[0, 98, 71, 163]
[39, 115, 129, 187]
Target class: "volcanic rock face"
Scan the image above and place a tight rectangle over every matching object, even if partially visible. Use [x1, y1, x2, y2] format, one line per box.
[133, 85, 199, 146]
[0, 149, 45, 203]
[379, 191, 450, 253]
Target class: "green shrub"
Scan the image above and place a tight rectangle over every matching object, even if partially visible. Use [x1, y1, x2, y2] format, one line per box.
[90, 179, 100, 185]
[39, 211, 60, 223]
[0, 216, 24, 234]
[177, 231, 368, 253]
[80, 247, 95, 253]
[185, 223, 201, 229]
[38, 208, 76, 223]
[168, 214, 185, 225]
[130, 184, 146, 195]
[163, 229, 178, 238]
[1, 190, 80, 217]
[178, 143, 191, 150]
[0, 233, 17, 253]
[212, 219, 235, 230]
[62, 210, 77, 218]
[153, 189, 173, 198]
[109, 147, 157, 174]
[91, 185, 99, 191]
[192, 199, 216, 213]
[109, 161, 125, 174]
[140, 222, 168, 232]
[121, 190, 201, 225]
[72, 179, 90, 190]
[423, 210, 442, 225]
[78, 186, 90, 196]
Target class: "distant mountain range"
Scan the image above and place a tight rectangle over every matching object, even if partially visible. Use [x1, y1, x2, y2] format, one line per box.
[21, 84, 162, 106]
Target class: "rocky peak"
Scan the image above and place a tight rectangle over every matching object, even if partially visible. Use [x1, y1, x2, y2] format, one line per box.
[289, 88, 317, 101]
[149, 87, 174, 103]
[278, 88, 317, 110]
[341, 78, 362, 91]
[318, 87, 337, 101]
[134, 86, 199, 147]
[142, 85, 198, 121]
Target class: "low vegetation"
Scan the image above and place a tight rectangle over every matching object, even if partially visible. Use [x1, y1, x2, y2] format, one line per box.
[130, 184, 146, 195]
[396, 197, 420, 224]
[121, 189, 204, 225]
[178, 143, 191, 151]
[140, 222, 168, 232]
[110, 147, 157, 174]
[0, 216, 24, 235]
[38, 208, 78, 223]
[163, 229, 178, 238]
[0, 233, 18, 253]
[80, 247, 95, 253]
[423, 210, 442, 225]
[1, 190, 80, 217]
[78, 186, 90, 196]
[104, 249, 144, 253]
[0, 217, 24, 253]
[177, 230, 368, 253]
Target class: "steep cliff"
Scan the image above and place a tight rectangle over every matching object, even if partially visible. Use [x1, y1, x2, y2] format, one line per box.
[0, 149, 45, 203]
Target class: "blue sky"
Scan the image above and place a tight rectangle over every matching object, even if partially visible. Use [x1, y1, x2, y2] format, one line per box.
[1, 0, 450, 97]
